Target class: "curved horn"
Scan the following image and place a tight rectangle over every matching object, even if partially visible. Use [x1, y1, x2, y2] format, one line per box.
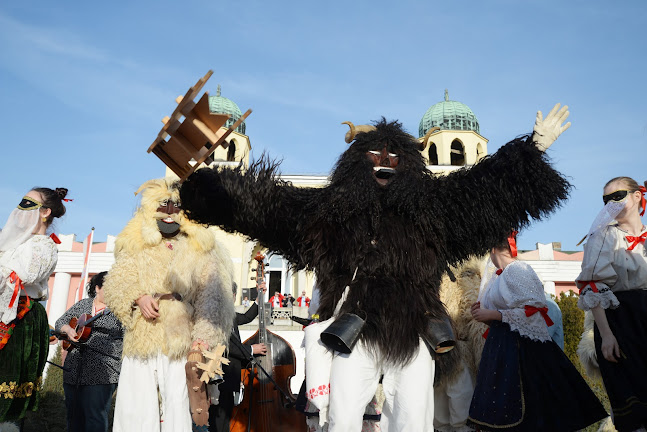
[342, 122, 377, 143]
[342, 121, 356, 143]
[134, 179, 163, 196]
[419, 126, 440, 151]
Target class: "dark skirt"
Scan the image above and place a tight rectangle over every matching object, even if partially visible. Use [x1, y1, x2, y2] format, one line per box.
[469, 321, 607, 432]
[0, 301, 50, 422]
[595, 289, 647, 432]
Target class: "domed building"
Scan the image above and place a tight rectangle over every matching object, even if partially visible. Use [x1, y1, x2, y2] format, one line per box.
[418, 90, 488, 171]
[162, 87, 491, 305]
[209, 85, 247, 135]
[204, 85, 251, 163]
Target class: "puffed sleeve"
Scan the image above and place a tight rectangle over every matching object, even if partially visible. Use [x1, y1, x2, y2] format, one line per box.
[8, 238, 58, 285]
[0, 238, 57, 324]
[576, 227, 620, 311]
[497, 262, 552, 342]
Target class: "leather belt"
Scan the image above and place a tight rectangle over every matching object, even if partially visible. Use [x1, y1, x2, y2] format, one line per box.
[154, 292, 183, 302]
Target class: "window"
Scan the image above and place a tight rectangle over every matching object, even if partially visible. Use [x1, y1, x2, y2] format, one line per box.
[450, 140, 465, 166]
[227, 139, 237, 162]
[476, 143, 484, 161]
[428, 143, 438, 165]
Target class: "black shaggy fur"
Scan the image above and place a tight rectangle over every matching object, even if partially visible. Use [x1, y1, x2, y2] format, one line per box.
[180, 119, 570, 366]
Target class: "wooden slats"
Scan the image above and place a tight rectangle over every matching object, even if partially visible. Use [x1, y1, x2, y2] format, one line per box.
[146, 70, 253, 181]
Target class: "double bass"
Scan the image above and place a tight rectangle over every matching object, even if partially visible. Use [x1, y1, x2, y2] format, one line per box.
[230, 252, 307, 431]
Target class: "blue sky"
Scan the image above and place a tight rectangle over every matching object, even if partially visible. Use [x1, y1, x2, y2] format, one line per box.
[0, 0, 645, 251]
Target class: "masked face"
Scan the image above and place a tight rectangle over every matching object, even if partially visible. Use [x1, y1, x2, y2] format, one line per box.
[18, 196, 43, 211]
[156, 199, 181, 238]
[366, 144, 399, 186]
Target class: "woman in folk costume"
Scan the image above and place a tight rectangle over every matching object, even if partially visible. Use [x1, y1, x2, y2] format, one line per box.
[180, 102, 573, 432]
[468, 232, 607, 431]
[576, 177, 647, 432]
[0, 187, 68, 425]
[103, 178, 234, 432]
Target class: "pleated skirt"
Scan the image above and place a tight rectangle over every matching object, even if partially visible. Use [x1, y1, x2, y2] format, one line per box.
[468, 321, 607, 432]
[595, 290, 647, 432]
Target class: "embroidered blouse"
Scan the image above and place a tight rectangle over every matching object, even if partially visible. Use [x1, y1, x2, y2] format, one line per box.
[55, 298, 124, 386]
[480, 260, 552, 342]
[576, 224, 647, 311]
[0, 235, 58, 324]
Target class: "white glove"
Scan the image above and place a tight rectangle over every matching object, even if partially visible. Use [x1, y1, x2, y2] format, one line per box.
[532, 103, 571, 152]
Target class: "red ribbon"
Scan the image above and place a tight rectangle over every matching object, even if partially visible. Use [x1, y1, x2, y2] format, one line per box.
[495, 269, 503, 276]
[626, 232, 647, 251]
[62, 198, 73, 202]
[640, 186, 646, 217]
[507, 230, 518, 257]
[8, 272, 24, 309]
[524, 305, 554, 327]
[482, 328, 489, 339]
[49, 233, 61, 244]
[578, 281, 599, 295]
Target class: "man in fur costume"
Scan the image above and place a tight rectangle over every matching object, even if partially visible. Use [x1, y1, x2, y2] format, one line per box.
[103, 178, 235, 432]
[179, 104, 571, 431]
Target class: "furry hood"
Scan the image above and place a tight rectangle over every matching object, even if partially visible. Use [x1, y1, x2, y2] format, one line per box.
[115, 178, 216, 255]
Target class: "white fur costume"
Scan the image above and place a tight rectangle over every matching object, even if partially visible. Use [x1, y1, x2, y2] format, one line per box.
[103, 178, 234, 432]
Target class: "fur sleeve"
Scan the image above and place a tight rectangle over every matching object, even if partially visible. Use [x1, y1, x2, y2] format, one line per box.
[179, 159, 319, 266]
[103, 250, 149, 330]
[430, 135, 571, 265]
[190, 247, 235, 348]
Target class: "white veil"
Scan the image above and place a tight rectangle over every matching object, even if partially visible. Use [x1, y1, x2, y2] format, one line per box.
[577, 200, 627, 246]
[478, 258, 499, 303]
[0, 208, 39, 252]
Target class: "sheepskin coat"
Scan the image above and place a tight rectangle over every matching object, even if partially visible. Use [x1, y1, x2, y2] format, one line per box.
[103, 178, 234, 361]
[437, 257, 488, 388]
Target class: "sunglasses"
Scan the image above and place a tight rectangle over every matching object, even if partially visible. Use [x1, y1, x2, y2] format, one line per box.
[17, 196, 43, 210]
[603, 190, 630, 205]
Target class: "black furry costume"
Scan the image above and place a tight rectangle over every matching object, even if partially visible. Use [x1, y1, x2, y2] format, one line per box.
[180, 119, 570, 367]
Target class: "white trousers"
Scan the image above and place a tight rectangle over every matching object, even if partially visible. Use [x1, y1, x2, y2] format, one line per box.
[433, 361, 475, 432]
[113, 352, 192, 432]
[328, 339, 435, 432]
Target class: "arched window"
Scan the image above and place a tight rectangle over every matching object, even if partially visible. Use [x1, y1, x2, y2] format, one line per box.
[450, 140, 465, 166]
[476, 143, 484, 161]
[227, 140, 237, 162]
[428, 143, 438, 165]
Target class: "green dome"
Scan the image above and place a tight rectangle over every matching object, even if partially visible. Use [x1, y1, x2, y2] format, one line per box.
[419, 90, 479, 137]
[208, 85, 246, 135]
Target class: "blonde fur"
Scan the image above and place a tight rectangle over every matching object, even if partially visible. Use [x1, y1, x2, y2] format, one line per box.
[438, 256, 488, 387]
[578, 310, 602, 380]
[104, 178, 234, 361]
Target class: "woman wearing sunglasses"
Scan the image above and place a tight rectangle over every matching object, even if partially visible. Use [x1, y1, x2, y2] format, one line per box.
[577, 176, 647, 432]
[0, 187, 68, 427]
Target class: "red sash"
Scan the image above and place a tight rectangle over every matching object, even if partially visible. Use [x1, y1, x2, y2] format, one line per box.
[0, 296, 33, 350]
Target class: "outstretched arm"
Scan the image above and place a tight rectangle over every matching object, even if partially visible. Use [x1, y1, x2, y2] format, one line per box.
[429, 104, 571, 264]
[180, 159, 317, 265]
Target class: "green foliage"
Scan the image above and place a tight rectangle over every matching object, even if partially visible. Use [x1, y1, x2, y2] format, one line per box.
[555, 290, 584, 364]
[556, 291, 614, 432]
[41, 345, 64, 395]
